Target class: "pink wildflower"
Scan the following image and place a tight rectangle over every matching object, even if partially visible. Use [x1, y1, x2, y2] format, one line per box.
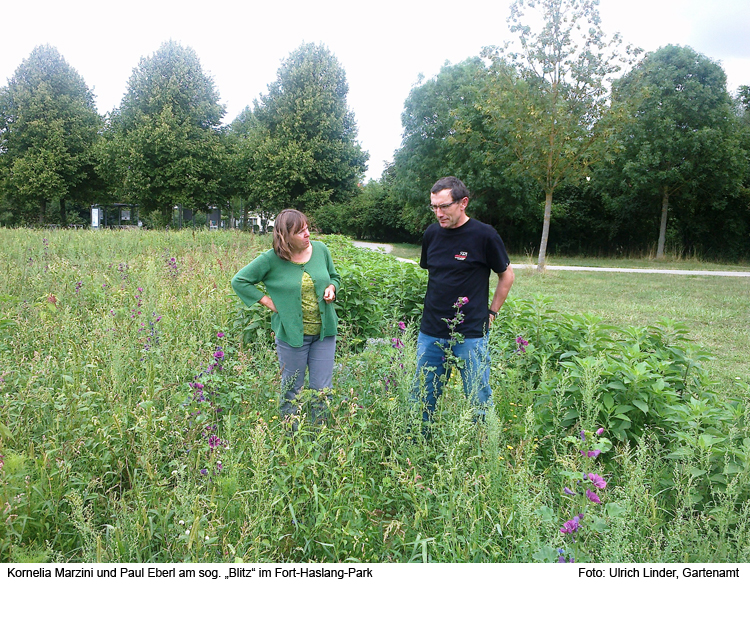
[585, 489, 601, 504]
[587, 473, 607, 489]
[560, 515, 581, 534]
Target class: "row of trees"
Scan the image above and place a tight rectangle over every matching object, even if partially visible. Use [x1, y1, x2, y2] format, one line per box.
[0, 41, 367, 228]
[2, 0, 749, 262]
[324, 0, 749, 264]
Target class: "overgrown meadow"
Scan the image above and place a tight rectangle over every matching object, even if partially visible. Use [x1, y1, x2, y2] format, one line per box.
[1, 229, 749, 563]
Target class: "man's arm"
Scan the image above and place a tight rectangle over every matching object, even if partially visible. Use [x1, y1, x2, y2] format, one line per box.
[489, 264, 515, 324]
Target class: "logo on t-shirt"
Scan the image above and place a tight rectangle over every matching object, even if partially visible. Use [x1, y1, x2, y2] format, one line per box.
[454, 251, 468, 261]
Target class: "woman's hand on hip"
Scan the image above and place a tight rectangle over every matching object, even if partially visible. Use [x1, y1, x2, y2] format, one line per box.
[260, 295, 277, 313]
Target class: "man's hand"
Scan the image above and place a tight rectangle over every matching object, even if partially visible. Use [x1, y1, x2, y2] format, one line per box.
[489, 264, 515, 323]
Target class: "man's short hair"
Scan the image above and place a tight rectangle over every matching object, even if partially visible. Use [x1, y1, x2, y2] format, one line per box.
[431, 176, 469, 202]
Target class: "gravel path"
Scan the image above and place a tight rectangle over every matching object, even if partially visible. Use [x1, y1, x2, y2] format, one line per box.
[513, 265, 750, 277]
[351, 240, 416, 264]
[350, 240, 750, 276]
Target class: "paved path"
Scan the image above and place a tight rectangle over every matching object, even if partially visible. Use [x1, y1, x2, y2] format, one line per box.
[513, 264, 750, 277]
[351, 240, 750, 276]
[351, 241, 417, 264]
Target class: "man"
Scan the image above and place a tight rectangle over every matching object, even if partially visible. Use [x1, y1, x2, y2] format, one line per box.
[412, 176, 514, 429]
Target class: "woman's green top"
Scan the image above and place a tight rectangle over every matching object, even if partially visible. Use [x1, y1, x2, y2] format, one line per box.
[231, 241, 340, 347]
[298, 271, 321, 335]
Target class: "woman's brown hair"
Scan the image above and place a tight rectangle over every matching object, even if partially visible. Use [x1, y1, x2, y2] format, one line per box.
[272, 209, 309, 261]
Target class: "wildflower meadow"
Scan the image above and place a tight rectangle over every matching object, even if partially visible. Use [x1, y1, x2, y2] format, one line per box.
[1, 228, 749, 562]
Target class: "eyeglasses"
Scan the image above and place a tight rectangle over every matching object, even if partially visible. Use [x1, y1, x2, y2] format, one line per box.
[429, 200, 458, 212]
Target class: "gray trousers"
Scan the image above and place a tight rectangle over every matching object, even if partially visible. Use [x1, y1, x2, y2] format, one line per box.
[275, 335, 336, 420]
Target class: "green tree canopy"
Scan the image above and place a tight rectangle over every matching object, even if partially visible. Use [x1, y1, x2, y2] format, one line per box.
[103, 41, 228, 223]
[391, 57, 537, 241]
[234, 43, 368, 217]
[482, 0, 632, 269]
[0, 45, 102, 224]
[607, 44, 743, 258]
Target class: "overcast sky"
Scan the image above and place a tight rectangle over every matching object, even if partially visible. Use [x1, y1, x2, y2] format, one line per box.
[3, 0, 749, 180]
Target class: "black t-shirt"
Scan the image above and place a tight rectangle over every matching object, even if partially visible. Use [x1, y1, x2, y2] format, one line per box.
[419, 218, 510, 339]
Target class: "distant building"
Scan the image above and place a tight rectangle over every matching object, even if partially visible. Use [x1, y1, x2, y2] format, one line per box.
[91, 204, 141, 229]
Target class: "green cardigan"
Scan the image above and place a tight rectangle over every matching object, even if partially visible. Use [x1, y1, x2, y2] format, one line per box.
[231, 241, 341, 347]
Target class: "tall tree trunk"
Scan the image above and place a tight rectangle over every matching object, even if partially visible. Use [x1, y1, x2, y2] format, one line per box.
[38, 200, 46, 225]
[656, 188, 669, 260]
[537, 189, 553, 272]
[60, 199, 67, 227]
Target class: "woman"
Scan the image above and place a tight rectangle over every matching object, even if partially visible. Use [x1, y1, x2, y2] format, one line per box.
[231, 209, 340, 427]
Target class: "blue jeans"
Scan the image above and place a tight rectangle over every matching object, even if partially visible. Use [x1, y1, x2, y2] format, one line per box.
[411, 331, 493, 423]
[275, 335, 336, 422]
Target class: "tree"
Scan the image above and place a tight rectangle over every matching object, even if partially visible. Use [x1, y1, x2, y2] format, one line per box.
[103, 41, 228, 224]
[609, 45, 743, 258]
[736, 85, 750, 121]
[482, 0, 632, 269]
[314, 170, 411, 241]
[239, 43, 368, 217]
[390, 58, 537, 241]
[393, 59, 487, 235]
[0, 45, 102, 225]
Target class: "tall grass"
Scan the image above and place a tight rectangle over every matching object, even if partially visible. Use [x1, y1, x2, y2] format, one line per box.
[0, 229, 747, 562]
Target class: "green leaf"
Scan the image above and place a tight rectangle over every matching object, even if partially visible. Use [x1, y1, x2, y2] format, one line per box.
[590, 517, 609, 533]
[698, 434, 723, 450]
[605, 502, 627, 518]
[534, 506, 555, 522]
[532, 545, 559, 563]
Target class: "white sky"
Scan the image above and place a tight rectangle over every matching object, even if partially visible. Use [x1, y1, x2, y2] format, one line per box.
[2, 0, 749, 180]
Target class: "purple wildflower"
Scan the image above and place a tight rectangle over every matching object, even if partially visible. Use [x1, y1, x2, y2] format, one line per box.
[515, 336, 529, 353]
[200, 468, 208, 475]
[208, 435, 221, 449]
[580, 430, 586, 440]
[217, 332, 224, 338]
[563, 486, 576, 496]
[586, 489, 601, 504]
[588, 473, 607, 489]
[391, 337, 404, 350]
[398, 321, 406, 331]
[587, 450, 601, 458]
[213, 348, 224, 361]
[560, 515, 581, 534]
[596, 427, 605, 436]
